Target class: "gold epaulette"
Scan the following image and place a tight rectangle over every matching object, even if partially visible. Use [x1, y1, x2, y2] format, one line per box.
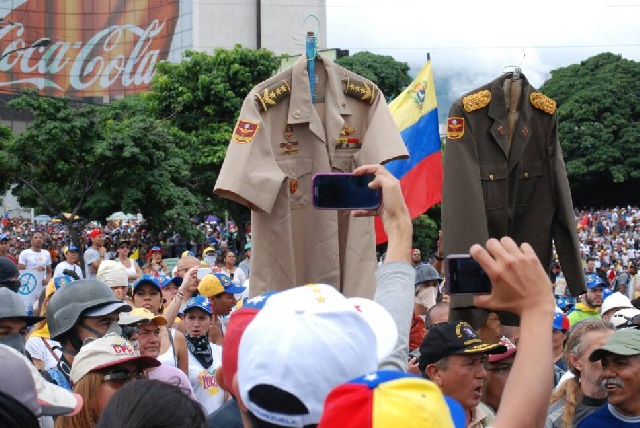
[343, 77, 376, 104]
[530, 92, 556, 114]
[462, 90, 491, 112]
[255, 80, 291, 112]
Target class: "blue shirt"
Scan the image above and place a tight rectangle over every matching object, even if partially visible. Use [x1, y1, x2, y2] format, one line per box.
[577, 404, 640, 427]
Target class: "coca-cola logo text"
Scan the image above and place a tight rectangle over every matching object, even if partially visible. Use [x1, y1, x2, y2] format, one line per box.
[0, 20, 169, 92]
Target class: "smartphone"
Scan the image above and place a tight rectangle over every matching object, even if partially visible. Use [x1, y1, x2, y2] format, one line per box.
[312, 173, 381, 210]
[445, 254, 492, 295]
[196, 268, 213, 280]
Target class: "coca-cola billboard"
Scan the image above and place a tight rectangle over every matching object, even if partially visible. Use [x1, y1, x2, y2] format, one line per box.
[0, 0, 180, 99]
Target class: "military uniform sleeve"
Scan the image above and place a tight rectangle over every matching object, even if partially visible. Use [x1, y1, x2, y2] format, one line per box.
[442, 101, 490, 256]
[354, 90, 409, 166]
[214, 95, 286, 214]
[549, 117, 587, 296]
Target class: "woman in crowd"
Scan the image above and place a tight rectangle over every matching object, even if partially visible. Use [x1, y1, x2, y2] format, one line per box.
[219, 250, 247, 286]
[131, 275, 188, 374]
[96, 380, 206, 428]
[182, 295, 226, 415]
[55, 334, 160, 428]
[115, 239, 142, 287]
[143, 246, 168, 277]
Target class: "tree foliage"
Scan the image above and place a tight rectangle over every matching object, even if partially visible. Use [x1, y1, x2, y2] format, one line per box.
[0, 91, 198, 237]
[147, 46, 280, 241]
[336, 51, 412, 99]
[540, 53, 640, 207]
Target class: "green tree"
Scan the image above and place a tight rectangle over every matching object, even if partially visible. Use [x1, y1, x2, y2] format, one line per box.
[147, 46, 281, 245]
[336, 51, 412, 99]
[540, 53, 640, 207]
[0, 91, 198, 239]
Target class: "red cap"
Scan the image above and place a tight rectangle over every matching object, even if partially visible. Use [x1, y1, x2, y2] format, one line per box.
[89, 230, 102, 239]
[489, 337, 517, 362]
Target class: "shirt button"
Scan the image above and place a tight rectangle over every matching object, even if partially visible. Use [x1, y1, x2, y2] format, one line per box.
[331, 254, 337, 260]
[489, 174, 494, 181]
[341, 102, 346, 108]
[330, 221, 336, 226]
[524, 172, 529, 178]
[293, 109, 301, 119]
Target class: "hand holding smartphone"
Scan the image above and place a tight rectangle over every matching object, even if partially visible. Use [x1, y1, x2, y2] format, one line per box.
[445, 254, 492, 295]
[312, 173, 381, 210]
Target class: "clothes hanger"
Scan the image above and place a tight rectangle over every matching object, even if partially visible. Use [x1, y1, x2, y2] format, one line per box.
[303, 15, 321, 102]
[501, 48, 526, 81]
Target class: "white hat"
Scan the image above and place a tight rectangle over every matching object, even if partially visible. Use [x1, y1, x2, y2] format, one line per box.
[70, 334, 160, 384]
[0, 345, 83, 416]
[610, 307, 640, 328]
[237, 284, 397, 427]
[601, 292, 633, 316]
[97, 260, 129, 288]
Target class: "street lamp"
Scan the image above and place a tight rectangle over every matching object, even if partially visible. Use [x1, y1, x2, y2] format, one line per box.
[0, 38, 51, 61]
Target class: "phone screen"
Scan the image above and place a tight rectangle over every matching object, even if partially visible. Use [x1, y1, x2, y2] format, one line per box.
[312, 173, 381, 210]
[446, 255, 492, 295]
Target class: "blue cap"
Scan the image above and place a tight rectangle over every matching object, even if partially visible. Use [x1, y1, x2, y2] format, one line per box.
[184, 295, 212, 315]
[0, 234, 8, 241]
[585, 273, 604, 289]
[602, 287, 613, 300]
[161, 276, 183, 289]
[64, 244, 79, 254]
[133, 274, 161, 292]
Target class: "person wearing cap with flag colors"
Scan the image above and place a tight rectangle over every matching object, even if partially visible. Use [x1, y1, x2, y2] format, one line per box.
[53, 244, 83, 279]
[578, 328, 640, 426]
[183, 295, 226, 415]
[143, 246, 168, 277]
[0, 344, 83, 428]
[56, 333, 160, 428]
[197, 272, 246, 345]
[567, 274, 604, 326]
[319, 371, 466, 428]
[553, 310, 570, 376]
[26, 275, 75, 370]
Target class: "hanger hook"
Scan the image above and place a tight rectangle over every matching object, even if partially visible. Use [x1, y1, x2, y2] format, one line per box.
[303, 14, 320, 38]
[518, 48, 526, 68]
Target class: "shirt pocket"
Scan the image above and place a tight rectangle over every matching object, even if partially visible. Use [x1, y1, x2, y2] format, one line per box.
[332, 154, 354, 173]
[480, 162, 508, 211]
[516, 160, 544, 207]
[277, 158, 313, 210]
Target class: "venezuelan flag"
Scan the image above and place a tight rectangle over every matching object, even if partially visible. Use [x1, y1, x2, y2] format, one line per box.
[376, 56, 442, 244]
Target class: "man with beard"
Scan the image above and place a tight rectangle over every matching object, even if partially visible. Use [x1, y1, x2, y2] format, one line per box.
[578, 328, 640, 426]
[18, 231, 51, 286]
[568, 274, 604, 326]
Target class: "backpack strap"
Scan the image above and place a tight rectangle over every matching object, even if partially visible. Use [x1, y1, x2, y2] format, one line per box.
[41, 337, 61, 363]
[167, 327, 177, 366]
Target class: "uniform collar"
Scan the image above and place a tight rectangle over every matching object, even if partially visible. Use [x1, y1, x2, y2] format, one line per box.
[288, 55, 352, 124]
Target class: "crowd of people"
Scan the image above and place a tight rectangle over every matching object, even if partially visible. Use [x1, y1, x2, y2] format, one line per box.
[0, 176, 640, 427]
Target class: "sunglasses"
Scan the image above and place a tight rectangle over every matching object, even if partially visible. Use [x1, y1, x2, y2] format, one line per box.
[118, 245, 130, 249]
[102, 368, 147, 387]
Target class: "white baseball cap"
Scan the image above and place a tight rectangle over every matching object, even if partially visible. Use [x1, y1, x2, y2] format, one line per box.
[70, 334, 160, 384]
[238, 284, 397, 427]
[0, 345, 83, 416]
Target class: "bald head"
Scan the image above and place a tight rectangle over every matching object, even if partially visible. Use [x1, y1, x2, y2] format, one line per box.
[176, 256, 201, 277]
[425, 301, 449, 329]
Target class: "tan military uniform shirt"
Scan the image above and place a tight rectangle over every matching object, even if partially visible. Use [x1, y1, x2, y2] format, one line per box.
[214, 56, 408, 298]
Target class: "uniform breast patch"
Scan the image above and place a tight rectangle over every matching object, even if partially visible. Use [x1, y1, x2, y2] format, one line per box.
[447, 117, 465, 140]
[232, 120, 259, 143]
[462, 90, 491, 112]
[530, 92, 556, 114]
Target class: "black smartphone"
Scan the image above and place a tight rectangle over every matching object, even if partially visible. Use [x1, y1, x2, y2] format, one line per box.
[312, 173, 381, 210]
[445, 254, 492, 295]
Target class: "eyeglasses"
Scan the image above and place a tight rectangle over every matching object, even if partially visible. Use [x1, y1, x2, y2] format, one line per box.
[102, 368, 147, 387]
[118, 245, 129, 249]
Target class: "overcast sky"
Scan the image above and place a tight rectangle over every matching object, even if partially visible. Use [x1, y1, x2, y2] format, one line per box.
[324, 0, 640, 101]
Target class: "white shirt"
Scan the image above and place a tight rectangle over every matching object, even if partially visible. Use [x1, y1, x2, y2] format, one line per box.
[25, 337, 62, 370]
[84, 247, 100, 280]
[53, 261, 84, 279]
[187, 342, 224, 415]
[18, 249, 51, 270]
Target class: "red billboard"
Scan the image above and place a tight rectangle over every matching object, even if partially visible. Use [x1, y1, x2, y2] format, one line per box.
[0, 0, 180, 99]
